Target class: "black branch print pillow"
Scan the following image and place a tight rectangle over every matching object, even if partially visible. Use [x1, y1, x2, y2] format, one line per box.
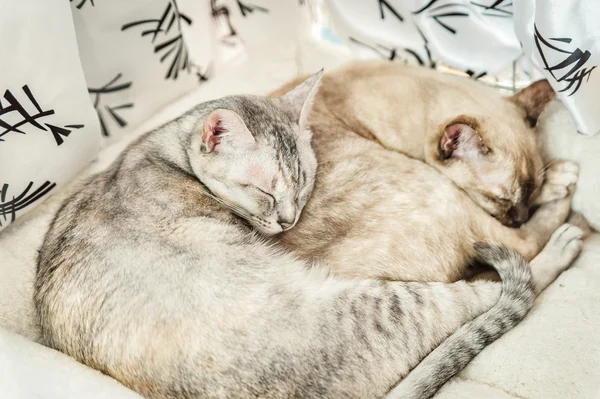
[0, 0, 100, 232]
[1, 0, 292, 231]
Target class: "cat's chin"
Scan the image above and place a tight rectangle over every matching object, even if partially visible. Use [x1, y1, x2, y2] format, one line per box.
[253, 223, 284, 237]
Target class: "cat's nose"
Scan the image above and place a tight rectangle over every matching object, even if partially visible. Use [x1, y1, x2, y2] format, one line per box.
[508, 204, 529, 227]
[279, 222, 293, 231]
[278, 215, 295, 231]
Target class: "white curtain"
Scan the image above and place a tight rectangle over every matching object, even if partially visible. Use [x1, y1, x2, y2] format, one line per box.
[514, 1, 600, 136]
[324, 0, 599, 136]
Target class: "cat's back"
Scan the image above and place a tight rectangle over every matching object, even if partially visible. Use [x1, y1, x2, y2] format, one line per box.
[38, 153, 168, 274]
[324, 60, 501, 100]
[35, 145, 242, 348]
[280, 114, 481, 281]
[36, 157, 170, 310]
[34, 145, 274, 394]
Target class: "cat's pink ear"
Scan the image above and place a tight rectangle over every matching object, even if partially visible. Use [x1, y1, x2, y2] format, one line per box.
[281, 69, 323, 127]
[440, 123, 489, 160]
[509, 79, 555, 127]
[200, 109, 255, 153]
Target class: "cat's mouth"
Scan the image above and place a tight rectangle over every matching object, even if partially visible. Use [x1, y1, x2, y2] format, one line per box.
[231, 211, 285, 236]
[247, 216, 285, 236]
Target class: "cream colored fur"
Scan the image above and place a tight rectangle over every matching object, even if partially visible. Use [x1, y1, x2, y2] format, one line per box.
[271, 62, 577, 283]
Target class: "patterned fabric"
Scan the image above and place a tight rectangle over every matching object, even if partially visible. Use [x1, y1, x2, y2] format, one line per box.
[71, 0, 211, 142]
[324, 0, 599, 135]
[0, 0, 100, 232]
[514, 1, 600, 136]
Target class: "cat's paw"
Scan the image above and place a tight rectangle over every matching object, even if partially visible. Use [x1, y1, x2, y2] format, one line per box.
[535, 161, 579, 204]
[530, 223, 583, 293]
[567, 211, 594, 237]
[546, 223, 584, 269]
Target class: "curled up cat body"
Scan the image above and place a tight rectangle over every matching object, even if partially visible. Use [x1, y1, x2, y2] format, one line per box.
[36, 74, 582, 399]
[272, 61, 579, 282]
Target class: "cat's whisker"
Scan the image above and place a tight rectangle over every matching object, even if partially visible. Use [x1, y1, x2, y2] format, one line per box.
[221, 202, 252, 220]
[198, 187, 253, 220]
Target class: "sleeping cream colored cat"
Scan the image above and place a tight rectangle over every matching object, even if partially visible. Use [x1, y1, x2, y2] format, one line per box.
[272, 61, 579, 283]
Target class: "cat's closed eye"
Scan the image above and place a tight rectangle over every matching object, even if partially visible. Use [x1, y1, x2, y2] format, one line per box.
[245, 184, 275, 208]
[483, 193, 510, 207]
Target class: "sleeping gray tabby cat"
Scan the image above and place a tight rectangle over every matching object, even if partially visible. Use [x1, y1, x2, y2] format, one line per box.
[35, 73, 581, 399]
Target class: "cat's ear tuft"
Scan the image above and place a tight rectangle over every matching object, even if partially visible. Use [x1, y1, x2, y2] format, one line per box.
[440, 122, 489, 160]
[280, 69, 324, 127]
[509, 79, 555, 128]
[200, 109, 255, 153]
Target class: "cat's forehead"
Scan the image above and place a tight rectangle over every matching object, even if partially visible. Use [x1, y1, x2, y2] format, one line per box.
[224, 96, 303, 183]
[266, 127, 302, 186]
[227, 96, 295, 136]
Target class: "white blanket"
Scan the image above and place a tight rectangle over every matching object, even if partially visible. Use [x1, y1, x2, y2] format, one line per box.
[1, 37, 599, 399]
[0, 327, 142, 399]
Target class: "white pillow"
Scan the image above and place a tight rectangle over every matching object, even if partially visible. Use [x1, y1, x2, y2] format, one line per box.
[0, 0, 215, 232]
[0, 327, 143, 399]
[0, 0, 100, 233]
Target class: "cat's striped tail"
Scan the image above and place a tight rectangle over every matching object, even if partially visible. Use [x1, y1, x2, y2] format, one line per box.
[384, 243, 535, 399]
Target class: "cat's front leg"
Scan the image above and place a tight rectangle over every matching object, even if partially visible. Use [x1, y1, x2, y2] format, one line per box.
[528, 223, 583, 294]
[514, 160, 578, 259]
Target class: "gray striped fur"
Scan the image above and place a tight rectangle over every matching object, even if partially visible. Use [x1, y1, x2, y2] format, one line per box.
[385, 243, 534, 399]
